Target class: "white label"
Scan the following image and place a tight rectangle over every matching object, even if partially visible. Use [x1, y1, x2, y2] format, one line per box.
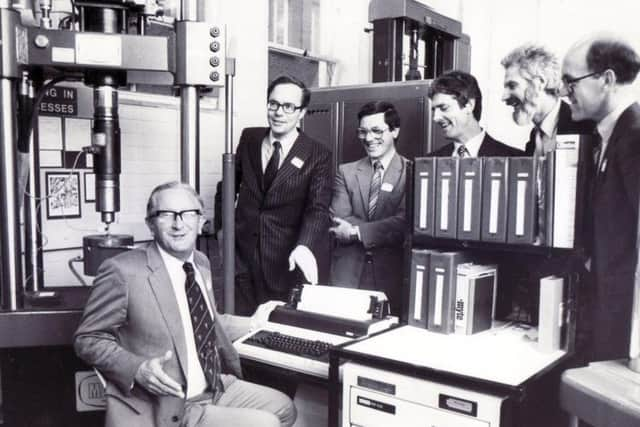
[419, 177, 429, 229]
[463, 179, 473, 232]
[489, 179, 500, 234]
[433, 272, 444, 326]
[516, 179, 527, 236]
[51, 47, 75, 63]
[76, 34, 122, 66]
[440, 178, 450, 231]
[381, 182, 393, 192]
[414, 267, 425, 320]
[291, 157, 304, 168]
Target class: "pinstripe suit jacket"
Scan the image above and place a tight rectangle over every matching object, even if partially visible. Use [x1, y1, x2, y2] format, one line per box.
[234, 127, 332, 293]
[74, 243, 248, 427]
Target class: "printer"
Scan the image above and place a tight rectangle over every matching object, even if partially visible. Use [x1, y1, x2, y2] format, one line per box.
[234, 285, 398, 378]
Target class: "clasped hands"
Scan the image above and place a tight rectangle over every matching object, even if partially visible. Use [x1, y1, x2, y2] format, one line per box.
[329, 217, 358, 243]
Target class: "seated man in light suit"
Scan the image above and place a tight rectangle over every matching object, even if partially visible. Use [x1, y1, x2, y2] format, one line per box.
[428, 70, 524, 157]
[329, 101, 410, 315]
[74, 181, 295, 427]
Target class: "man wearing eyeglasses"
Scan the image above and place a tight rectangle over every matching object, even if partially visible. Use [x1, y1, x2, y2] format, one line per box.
[501, 44, 594, 156]
[74, 181, 296, 427]
[217, 75, 331, 316]
[561, 35, 640, 364]
[329, 101, 409, 315]
[427, 71, 522, 157]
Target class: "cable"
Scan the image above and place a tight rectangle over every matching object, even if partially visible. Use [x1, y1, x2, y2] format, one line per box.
[68, 255, 90, 286]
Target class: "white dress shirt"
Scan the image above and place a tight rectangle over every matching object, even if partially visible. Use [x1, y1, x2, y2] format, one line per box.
[156, 244, 213, 398]
[261, 128, 299, 172]
[453, 130, 485, 157]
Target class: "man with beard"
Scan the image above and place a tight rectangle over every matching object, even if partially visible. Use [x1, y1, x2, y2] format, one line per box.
[501, 44, 594, 155]
[427, 71, 523, 157]
[329, 101, 410, 315]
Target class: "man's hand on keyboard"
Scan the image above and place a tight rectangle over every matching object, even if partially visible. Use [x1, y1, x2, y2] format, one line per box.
[250, 300, 285, 332]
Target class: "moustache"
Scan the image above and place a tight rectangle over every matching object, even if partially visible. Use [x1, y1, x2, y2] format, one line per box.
[504, 96, 522, 107]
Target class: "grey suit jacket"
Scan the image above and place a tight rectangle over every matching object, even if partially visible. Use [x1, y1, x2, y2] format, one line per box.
[74, 243, 249, 427]
[329, 152, 409, 308]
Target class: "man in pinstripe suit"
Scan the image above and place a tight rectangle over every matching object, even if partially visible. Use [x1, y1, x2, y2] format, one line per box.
[229, 76, 332, 315]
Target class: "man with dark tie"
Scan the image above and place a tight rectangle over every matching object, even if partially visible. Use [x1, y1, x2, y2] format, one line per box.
[501, 44, 594, 156]
[74, 181, 295, 427]
[427, 71, 523, 157]
[561, 35, 640, 364]
[329, 101, 410, 315]
[217, 75, 332, 315]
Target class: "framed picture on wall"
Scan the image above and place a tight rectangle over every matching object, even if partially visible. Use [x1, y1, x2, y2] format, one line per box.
[45, 171, 81, 219]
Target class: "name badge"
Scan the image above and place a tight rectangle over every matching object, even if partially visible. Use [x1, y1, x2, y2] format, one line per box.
[381, 182, 394, 192]
[291, 157, 304, 169]
[600, 158, 607, 173]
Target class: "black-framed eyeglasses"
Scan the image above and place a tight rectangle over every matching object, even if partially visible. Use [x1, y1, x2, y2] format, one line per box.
[562, 71, 602, 93]
[150, 209, 202, 223]
[267, 100, 302, 114]
[356, 127, 389, 139]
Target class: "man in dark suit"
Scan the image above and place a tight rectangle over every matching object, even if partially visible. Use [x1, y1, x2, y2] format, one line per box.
[74, 182, 295, 427]
[501, 44, 594, 156]
[329, 101, 409, 315]
[562, 35, 640, 364]
[224, 75, 332, 315]
[427, 71, 523, 157]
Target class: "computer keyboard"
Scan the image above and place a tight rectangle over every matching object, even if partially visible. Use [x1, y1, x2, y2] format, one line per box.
[243, 330, 332, 361]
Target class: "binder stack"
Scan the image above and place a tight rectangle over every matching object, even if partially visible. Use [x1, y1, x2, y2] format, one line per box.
[408, 249, 436, 328]
[481, 157, 509, 243]
[413, 158, 437, 238]
[507, 157, 537, 245]
[427, 251, 469, 334]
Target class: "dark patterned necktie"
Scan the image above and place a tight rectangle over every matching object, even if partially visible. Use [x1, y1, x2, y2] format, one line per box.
[368, 160, 383, 219]
[593, 130, 602, 170]
[182, 262, 223, 400]
[263, 140, 281, 190]
[457, 145, 469, 158]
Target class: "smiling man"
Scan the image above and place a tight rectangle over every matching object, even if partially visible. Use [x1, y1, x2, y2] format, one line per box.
[329, 101, 409, 315]
[224, 75, 332, 316]
[427, 71, 522, 157]
[501, 44, 594, 156]
[75, 181, 295, 427]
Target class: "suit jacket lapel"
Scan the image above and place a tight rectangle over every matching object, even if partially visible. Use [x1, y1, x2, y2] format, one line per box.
[268, 132, 311, 191]
[145, 244, 189, 381]
[374, 153, 403, 219]
[597, 104, 639, 181]
[249, 130, 268, 192]
[356, 158, 373, 216]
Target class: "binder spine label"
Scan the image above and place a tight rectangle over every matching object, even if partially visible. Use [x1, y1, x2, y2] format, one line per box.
[433, 268, 445, 326]
[414, 265, 425, 321]
[455, 273, 469, 334]
[463, 177, 473, 232]
[489, 178, 501, 234]
[418, 174, 429, 229]
[440, 177, 450, 231]
[516, 176, 528, 236]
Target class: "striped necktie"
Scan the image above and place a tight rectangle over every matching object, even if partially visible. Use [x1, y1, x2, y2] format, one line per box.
[368, 160, 383, 219]
[457, 145, 469, 157]
[183, 262, 224, 401]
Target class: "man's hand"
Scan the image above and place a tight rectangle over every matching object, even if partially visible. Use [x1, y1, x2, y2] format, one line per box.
[288, 245, 318, 284]
[134, 350, 185, 398]
[330, 217, 357, 243]
[250, 300, 286, 331]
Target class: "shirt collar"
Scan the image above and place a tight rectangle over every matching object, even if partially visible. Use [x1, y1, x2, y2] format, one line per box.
[371, 146, 396, 171]
[537, 99, 561, 139]
[597, 99, 637, 144]
[268, 128, 299, 155]
[454, 129, 485, 157]
[156, 242, 195, 271]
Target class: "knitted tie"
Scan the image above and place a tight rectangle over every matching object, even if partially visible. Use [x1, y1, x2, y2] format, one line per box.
[592, 130, 603, 171]
[368, 160, 383, 219]
[182, 262, 224, 400]
[263, 140, 281, 190]
[457, 145, 469, 158]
